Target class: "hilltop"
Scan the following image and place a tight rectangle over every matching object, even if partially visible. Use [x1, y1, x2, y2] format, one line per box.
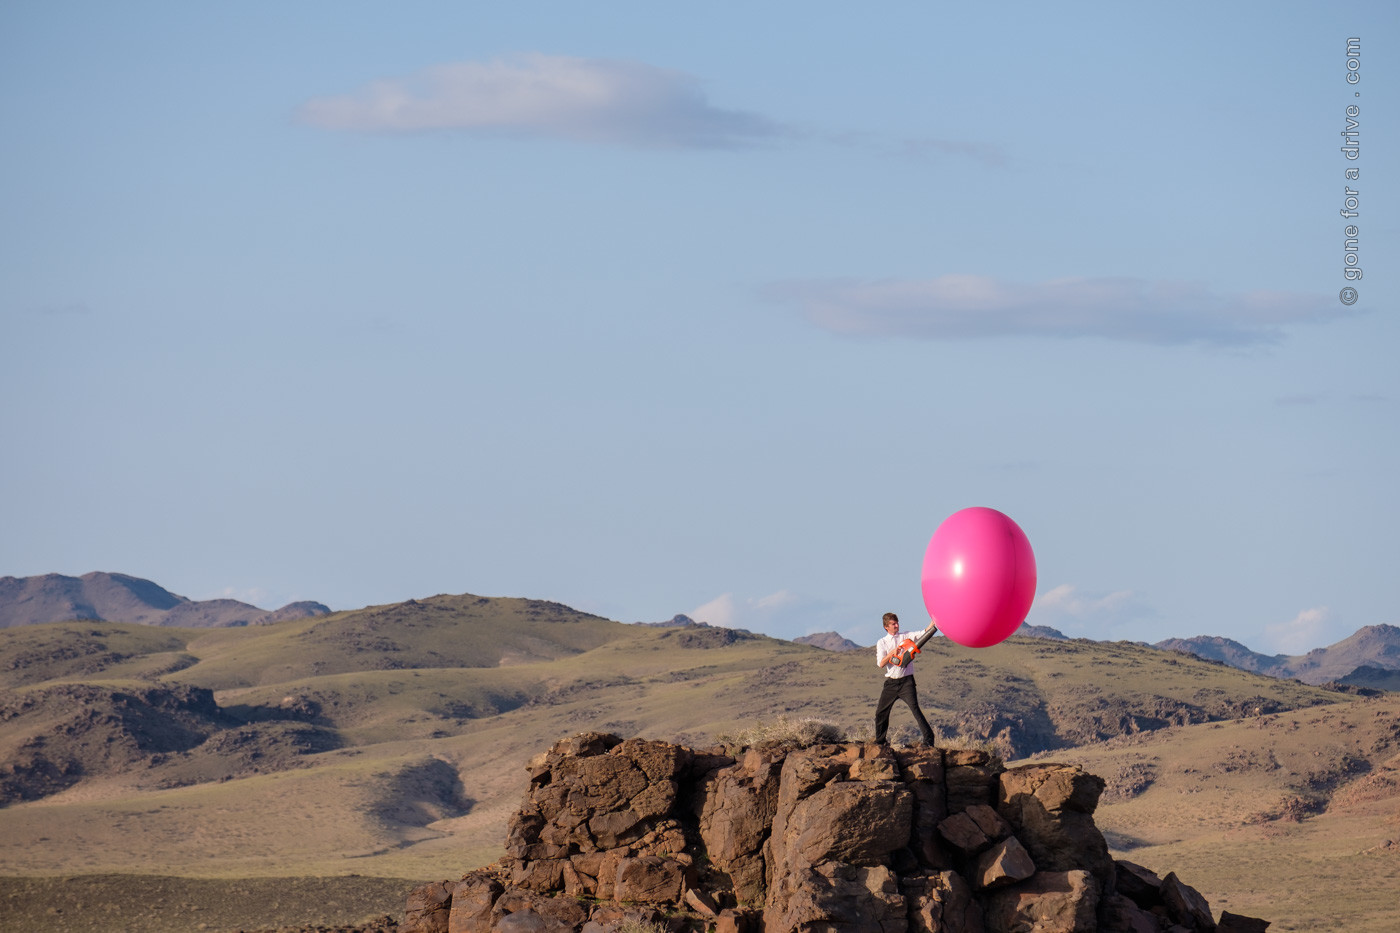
[7, 571, 1398, 690]
[0, 571, 329, 629]
[793, 631, 863, 651]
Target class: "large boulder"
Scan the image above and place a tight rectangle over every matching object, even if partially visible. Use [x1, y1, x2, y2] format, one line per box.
[403, 880, 455, 933]
[698, 747, 784, 902]
[1161, 871, 1216, 932]
[612, 856, 689, 905]
[895, 747, 953, 869]
[490, 887, 590, 933]
[764, 862, 906, 933]
[973, 836, 1036, 891]
[504, 734, 692, 879]
[997, 764, 1113, 892]
[984, 870, 1100, 933]
[946, 748, 1005, 812]
[761, 746, 916, 933]
[903, 871, 984, 933]
[1098, 893, 1161, 933]
[448, 873, 504, 933]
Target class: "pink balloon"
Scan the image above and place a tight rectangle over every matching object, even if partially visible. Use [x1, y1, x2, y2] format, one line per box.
[920, 507, 1037, 648]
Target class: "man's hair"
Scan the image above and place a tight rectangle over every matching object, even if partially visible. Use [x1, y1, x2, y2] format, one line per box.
[882, 612, 898, 626]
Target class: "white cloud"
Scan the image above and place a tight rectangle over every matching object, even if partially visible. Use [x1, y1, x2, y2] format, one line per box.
[689, 593, 738, 629]
[767, 274, 1353, 347]
[298, 53, 783, 149]
[1036, 583, 1133, 615]
[755, 589, 800, 611]
[1261, 606, 1330, 655]
[688, 590, 855, 641]
[1030, 583, 1148, 634]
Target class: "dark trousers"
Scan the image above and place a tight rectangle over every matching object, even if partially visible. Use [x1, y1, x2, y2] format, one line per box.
[874, 675, 935, 744]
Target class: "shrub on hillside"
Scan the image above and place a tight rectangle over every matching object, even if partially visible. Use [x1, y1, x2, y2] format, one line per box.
[716, 715, 846, 750]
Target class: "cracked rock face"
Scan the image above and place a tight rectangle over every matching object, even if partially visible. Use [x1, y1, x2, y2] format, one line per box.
[404, 734, 1264, 933]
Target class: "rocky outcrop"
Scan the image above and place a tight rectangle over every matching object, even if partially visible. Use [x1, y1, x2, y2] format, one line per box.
[404, 733, 1266, 933]
[792, 633, 863, 652]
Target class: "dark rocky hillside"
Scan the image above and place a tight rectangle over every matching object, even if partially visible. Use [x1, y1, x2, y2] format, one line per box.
[0, 682, 337, 804]
[0, 683, 229, 802]
[0, 571, 329, 628]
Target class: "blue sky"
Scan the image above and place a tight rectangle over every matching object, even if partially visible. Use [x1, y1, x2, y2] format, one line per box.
[3, 2, 1396, 653]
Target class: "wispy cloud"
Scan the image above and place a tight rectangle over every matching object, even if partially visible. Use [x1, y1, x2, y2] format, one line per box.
[1261, 606, 1330, 655]
[767, 274, 1352, 347]
[689, 589, 856, 641]
[298, 53, 785, 149]
[1030, 583, 1149, 633]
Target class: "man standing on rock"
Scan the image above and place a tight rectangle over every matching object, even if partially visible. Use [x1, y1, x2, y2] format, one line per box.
[874, 612, 938, 746]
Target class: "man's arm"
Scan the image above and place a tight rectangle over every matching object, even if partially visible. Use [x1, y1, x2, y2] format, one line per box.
[875, 636, 896, 668]
[912, 620, 939, 651]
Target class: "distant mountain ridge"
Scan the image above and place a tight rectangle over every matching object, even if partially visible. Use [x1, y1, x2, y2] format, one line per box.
[0, 572, 329, 629]
[1153, 635, 1285, 673]
[1155, 624, 1400, 686]
[5, 572, 1397, 688]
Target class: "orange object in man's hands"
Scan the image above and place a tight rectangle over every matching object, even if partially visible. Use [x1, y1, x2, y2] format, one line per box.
[894, 625, 939, 667]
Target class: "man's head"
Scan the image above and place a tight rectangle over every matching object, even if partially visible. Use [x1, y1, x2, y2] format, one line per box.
[883, 612, 899, 634]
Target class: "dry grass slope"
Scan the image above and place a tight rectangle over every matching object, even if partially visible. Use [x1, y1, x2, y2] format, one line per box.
[1, 594, 1396, 931]
[1022, 695, 1400, 932]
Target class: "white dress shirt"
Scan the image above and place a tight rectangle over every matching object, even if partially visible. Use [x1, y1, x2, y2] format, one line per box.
[876, 631, 914, 679]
